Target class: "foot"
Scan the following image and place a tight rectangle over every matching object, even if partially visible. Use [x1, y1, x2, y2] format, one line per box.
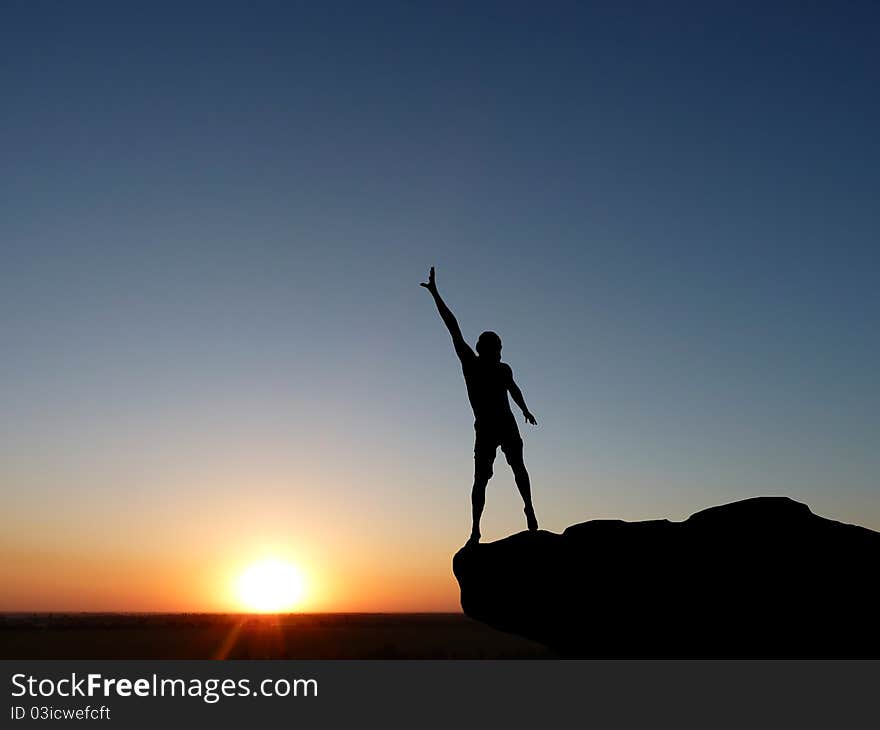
[525, 507, 538, 532]
[467, 530, 481, 545]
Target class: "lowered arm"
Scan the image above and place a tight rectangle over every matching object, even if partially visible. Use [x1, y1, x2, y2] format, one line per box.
[508, 369, 537, 425]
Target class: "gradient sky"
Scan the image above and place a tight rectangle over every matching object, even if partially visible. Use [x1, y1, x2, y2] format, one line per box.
[2, 1, 878, 611]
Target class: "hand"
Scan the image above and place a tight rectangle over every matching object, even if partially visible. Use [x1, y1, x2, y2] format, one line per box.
[419, 266, 437, 294]
[524, 411, 537, 426]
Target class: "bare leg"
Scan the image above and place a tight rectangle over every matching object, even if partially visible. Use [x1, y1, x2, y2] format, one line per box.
[512, 463, 538, 530]
[470, 476, 489, 542]
[470, 447, 495, 543]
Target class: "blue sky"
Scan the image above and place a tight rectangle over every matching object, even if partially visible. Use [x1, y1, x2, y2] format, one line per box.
[2, 2, 878, 609]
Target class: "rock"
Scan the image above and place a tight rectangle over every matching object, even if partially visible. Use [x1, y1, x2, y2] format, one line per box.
[453, 497, 880, 657]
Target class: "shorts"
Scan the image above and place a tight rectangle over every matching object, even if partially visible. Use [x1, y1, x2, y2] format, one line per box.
[474, 419, 523, 476]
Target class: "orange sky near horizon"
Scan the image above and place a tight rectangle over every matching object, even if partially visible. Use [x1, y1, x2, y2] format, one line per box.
[0, 523, 462, 614]
[0, 545, 460, 613]
[4, 374, 879, 614]
[3, 419, 880, 613]
[1, 468, 463, 613]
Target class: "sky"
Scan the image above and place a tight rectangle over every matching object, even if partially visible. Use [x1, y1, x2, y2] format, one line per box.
[1, 1, 878, 612]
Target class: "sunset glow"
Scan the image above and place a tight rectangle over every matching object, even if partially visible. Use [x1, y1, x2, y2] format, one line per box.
[236, 559, 306, 613]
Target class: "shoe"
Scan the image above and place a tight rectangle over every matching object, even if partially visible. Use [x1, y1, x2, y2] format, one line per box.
[525, 508, 538, 532]
[467, 531, 481, 545]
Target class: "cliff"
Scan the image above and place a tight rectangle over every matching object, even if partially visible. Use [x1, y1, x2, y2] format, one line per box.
[453, 497, 879, 657]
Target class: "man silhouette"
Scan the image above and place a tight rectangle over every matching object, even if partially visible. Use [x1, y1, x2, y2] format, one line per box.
[421, 267, 539, 543]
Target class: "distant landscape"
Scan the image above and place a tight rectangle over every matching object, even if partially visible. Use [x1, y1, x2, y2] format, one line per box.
[0, 613, 552, 660]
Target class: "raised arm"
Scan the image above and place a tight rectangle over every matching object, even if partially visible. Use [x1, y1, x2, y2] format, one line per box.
[507, 366, 537, 425]
[420, 267, 474, 362]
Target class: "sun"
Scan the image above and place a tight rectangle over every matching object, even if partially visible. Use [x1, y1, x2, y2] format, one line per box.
[236, 559, 306, 612]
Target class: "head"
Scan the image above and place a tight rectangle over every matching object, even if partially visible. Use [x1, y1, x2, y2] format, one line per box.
[476, 331, 502, 362]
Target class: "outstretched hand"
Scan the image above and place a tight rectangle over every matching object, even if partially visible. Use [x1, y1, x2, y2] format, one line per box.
[420, 266, 437, 294]
[524, 411, 538, 426]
